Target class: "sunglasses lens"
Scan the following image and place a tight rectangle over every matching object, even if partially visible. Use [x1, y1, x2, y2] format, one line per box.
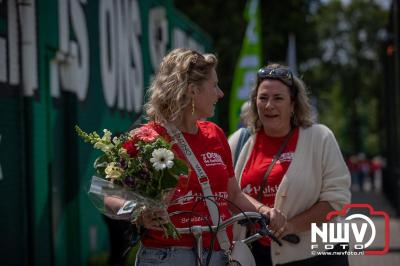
[257, 67, 293, 87]
[257, 68, 268, 77]
[274, 69, 288, 76]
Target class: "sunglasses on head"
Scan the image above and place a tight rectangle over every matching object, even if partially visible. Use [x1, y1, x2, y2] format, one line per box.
[257, 67, 294, 88]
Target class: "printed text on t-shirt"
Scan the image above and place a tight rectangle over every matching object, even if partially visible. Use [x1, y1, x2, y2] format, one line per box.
[201, 152, 225, 167]
[242, 184, 280, 198]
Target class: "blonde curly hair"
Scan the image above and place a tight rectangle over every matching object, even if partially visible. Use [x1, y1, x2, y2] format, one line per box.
[242, 63, 314, 132]
[144, 48, 218, 123]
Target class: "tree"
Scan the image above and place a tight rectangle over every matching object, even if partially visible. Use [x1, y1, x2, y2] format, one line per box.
[174, 0, 389, 156]
[174, 0, 319, 132]
[174, 0, 247, 131]
[307, 0, 388, 155]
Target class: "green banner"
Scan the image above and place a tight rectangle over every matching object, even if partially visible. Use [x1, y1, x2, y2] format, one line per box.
[229, 0, 262, 133]
[0, 0, 211, 265]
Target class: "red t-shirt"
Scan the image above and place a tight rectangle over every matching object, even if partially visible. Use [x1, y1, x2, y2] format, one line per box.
[241, 128, 299, 246]
[141, 121, 235, 250]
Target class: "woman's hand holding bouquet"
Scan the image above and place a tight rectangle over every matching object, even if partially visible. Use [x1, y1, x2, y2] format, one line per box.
[75, 125, 189, 238]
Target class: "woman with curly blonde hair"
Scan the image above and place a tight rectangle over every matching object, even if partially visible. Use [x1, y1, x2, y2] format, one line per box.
[131, 49, 286, 266]
[145, 49, 218, 124]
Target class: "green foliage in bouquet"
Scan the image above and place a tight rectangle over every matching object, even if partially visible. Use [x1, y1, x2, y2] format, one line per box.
[75, 125, 189, 238]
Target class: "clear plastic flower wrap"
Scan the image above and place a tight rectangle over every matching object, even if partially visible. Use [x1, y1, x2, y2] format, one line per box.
[76, 125, 189, 239]
[88, 176, 179, 238]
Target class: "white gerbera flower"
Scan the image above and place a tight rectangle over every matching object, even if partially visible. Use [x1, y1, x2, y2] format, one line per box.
[150, 148, 174, 171]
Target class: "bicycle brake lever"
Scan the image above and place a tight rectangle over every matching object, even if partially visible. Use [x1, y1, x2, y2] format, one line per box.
[265, 229, 282, 246]
[238, 218, 259, 226]
[258, 216, 283, 246]
[259, 214, 300, 245]
[282, 234, 300, 244]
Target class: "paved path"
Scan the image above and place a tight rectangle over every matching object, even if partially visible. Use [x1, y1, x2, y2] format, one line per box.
[348, 190, 400, 266]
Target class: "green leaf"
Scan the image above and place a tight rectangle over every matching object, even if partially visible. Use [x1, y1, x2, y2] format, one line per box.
[170, 159, 189, 176]
[160, 173, 178, 189]
[94, 155, 109, 178]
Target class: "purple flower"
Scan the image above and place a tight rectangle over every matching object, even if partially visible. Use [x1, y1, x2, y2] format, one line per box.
[123, 176, 136, 188]
[120, 159, 127, 169]
[137, 169, 151, 181]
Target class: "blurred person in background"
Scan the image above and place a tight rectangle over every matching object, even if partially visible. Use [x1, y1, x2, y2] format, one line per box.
[347, 154, 360, 191]
[357, 152, 369, 192]
[229, 63, 351, 266]
[238, 101, 251, 128]
[370, 155, 385, 192]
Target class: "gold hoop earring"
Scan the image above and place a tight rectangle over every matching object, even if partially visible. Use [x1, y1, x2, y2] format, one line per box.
[191, 99, 195, 115]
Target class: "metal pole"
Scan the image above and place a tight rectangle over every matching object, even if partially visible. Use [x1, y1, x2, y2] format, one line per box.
[392, 0, 400, 213]
[191, 226, 204, 266]
[394, 0, 400, 119]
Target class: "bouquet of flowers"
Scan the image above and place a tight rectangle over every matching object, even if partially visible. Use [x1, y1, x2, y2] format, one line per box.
[75, 125, 189, 238]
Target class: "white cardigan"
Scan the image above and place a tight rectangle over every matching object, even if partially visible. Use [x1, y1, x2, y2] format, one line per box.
[229, 124, 351, 265]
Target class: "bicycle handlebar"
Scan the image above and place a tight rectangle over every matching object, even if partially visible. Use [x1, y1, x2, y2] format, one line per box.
[173, 211, 299, 246]
[174, 212, 263, 234]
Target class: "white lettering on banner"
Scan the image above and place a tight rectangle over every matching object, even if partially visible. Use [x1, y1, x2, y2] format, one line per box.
[238, 69, 257, 100]
[0, 37, 7, 83]
[99, 0, 116, 106]
[172, 29, 186, 49]
[116, 0, 130, 110]
[148, 7, 168, 73]
[0, 0, 38, 94]
[129, 0, 144, 112]
[187, 38, 203, 52]
[99, 0, 144, 112]
[58, 0, 70, 53]
[0, 0, 208, 111]
[53, 0, 89, 101]
[246, 18, 258, 43]
[246, 0, 259, 43]
[51, 0, 69, 98]
[172, 28, 204, 52]
[70, 0, 89, 100]
[0, 134, 3, 181]
[234, 2, 261, 101]
[239, 55, 258, 67]
[8, 0, 20, 86]
[19, 0, 38, 96]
